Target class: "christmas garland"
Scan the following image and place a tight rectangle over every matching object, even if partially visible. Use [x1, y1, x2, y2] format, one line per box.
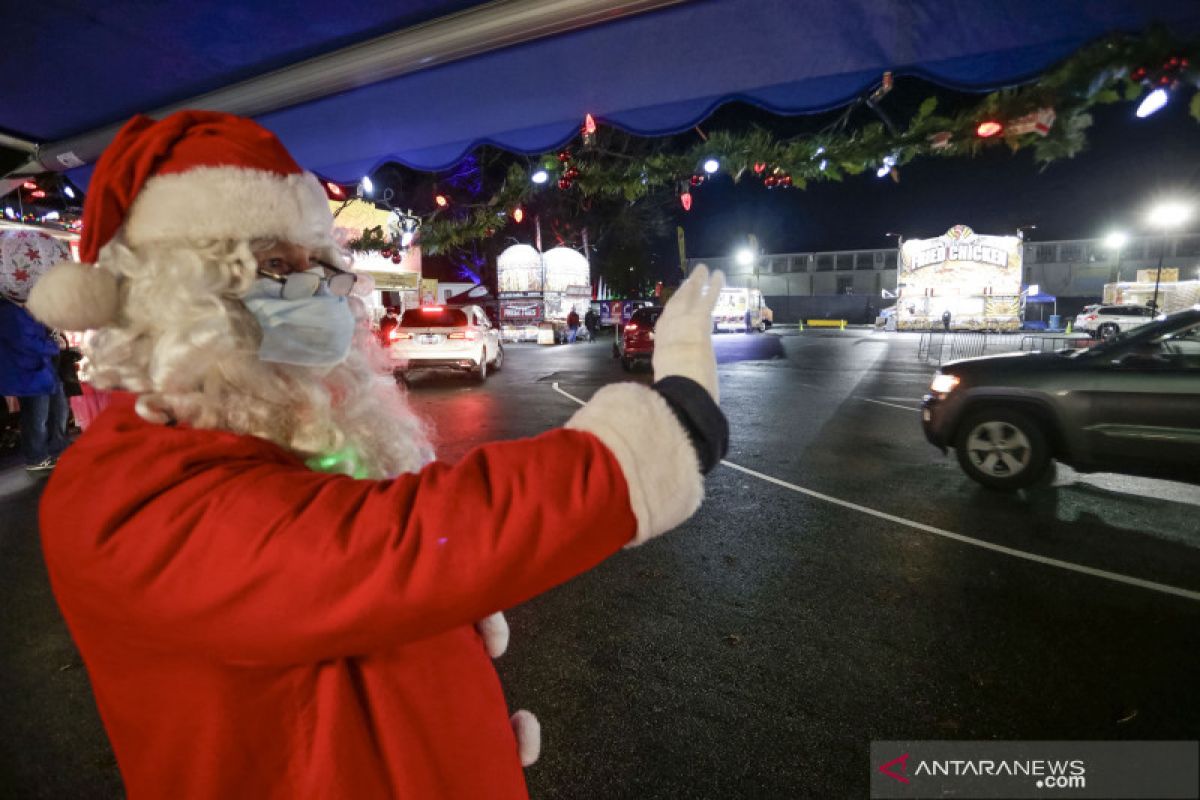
[353, 28, 1199, 256]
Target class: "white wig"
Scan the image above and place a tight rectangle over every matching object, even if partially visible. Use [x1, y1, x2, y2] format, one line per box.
[84, 234, 432, 479]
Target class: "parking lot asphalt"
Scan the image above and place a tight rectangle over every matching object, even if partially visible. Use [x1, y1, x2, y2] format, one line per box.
[1, 329, 1197, 799]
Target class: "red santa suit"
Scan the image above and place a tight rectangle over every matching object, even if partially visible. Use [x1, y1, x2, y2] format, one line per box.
[28, 111, 716, 799]
[41, 385, 702, 798]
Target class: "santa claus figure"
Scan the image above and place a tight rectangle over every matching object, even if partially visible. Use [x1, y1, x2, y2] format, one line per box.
[28, 111, 726, 799]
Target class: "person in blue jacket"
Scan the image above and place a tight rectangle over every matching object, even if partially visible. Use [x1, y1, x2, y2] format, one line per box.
[0, 295, 69, 470]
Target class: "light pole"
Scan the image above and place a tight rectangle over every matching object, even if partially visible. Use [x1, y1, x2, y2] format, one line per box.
[1102, 230, 1128, 283]
[1145, 201, 1192, 312]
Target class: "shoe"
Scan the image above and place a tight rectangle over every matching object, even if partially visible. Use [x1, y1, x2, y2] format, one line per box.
[25, 457, 56, 472]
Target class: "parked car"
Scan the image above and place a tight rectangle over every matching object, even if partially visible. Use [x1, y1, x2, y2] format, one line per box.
[922, 308, 1200, 490]
[388, 304, 503, 381]
[615, 305, 663, 371]
[1073, 303, 1155, 339]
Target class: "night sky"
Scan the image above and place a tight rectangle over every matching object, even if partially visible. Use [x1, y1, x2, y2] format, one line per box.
[679, 87, 1200, 261]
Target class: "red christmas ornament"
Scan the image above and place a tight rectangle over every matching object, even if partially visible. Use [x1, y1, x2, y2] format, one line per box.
[557, 150, 572, 163]
[381, 247, 393, 258]
[680, 191, 693, 211]
[558, 178, 572, 190]
[764, 175, 778, 188]
[753, 162, 767, 174]
[1130, 67, 1147, 81]
[690, 175, 703, 186]
[391, 254, 402, 264]
[780, 175, 793, 186]
[565, 167, 580, 179]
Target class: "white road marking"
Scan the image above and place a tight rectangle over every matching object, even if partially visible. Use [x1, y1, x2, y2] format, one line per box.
[551, 382, 1200, 603]
[858, 397, 920, 412]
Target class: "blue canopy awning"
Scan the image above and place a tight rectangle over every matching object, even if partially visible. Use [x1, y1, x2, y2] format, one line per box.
[3, 0, 1198, 182]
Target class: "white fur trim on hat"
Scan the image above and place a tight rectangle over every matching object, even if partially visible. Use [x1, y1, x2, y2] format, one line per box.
[565, 383, 703, 545]
[26, 261, 121, 331]
[510, 710, 541, 767]
[123, 166, 333, 247]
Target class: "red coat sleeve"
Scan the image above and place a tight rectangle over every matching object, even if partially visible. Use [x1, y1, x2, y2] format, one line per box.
[44, 427, 636, 665]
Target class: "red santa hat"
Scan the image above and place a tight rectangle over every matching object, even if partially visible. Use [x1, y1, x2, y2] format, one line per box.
[27, 110, 333, 331]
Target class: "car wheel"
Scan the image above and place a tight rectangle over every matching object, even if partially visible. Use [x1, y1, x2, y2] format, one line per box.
[474, 352, 488, 382]
[492, 344, 504, 371]
[954, 408, 1050, 491]
[1098, 322, 1119, 340]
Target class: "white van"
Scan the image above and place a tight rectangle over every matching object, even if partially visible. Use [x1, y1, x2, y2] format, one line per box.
[713, 287, 772, 332]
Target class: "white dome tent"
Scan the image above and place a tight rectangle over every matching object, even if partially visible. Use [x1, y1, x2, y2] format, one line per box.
[496, 243, 592, 343]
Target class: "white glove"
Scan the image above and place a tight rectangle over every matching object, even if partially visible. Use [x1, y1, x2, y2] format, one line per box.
[652, 265, 725, 402]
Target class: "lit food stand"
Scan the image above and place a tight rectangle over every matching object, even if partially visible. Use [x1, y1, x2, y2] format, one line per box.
[497, 244, 592, 343]
[897, 225, 1023, 331]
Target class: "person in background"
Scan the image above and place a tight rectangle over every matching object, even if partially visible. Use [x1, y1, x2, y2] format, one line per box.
[0, 230, 72, 471]
[27, 111, 727, 800]
[584, 307, 599, 342]
[378, 305, 399, 346]
[566, 307, 581, 343]
[942, 309, 952, 332]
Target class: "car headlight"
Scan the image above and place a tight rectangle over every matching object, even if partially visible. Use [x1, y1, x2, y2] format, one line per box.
[929, 373, 960, 394]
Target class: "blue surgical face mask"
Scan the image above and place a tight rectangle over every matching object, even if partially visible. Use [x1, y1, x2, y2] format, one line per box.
[243, 275, 355, 367]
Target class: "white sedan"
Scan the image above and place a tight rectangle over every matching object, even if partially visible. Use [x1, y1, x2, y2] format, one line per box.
[389, 304, 503, 381]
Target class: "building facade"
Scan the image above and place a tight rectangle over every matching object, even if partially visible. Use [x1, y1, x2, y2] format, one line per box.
[686, 232, 1200, 323]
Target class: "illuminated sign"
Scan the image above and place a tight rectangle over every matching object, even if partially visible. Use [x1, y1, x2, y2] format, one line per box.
[897, 225, 1023, 331]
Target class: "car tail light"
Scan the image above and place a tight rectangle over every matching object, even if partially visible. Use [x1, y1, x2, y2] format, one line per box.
[421, 306, 444, 313]
[390, 330, 412, 340]
[1085, 314, 1097, 321]
[625, 324, 638, 332]
[448, 330, 479, 340]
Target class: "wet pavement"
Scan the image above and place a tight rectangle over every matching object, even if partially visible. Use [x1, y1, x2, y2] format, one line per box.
[2, 329, 1198, 798]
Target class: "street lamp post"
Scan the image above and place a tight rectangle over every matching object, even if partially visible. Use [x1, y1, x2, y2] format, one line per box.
[1145, 201, 1192, 312]
[1102, 230, 1128, 283]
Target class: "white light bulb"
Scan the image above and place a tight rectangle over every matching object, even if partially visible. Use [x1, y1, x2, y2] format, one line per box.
[876, 164, 891, 178]
[63, 186, 76, 199]
[1135, 88, 1169, 118]
[736, 248, 754, 266]
[531, 169, 549, 184]
[703, 158, 720, 174]
[360, 176, 374, 195]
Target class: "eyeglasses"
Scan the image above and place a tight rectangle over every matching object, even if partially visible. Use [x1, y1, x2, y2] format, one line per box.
[257, 260, 358, 300]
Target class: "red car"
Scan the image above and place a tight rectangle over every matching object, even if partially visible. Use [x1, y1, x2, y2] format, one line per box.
[617, 306, 663, 371]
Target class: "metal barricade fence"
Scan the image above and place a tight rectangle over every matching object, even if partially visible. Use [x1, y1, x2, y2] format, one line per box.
[919, 331, 1094, 364]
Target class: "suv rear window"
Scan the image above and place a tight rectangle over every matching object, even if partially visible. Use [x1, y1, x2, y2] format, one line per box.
[629, 307, 663, 327]
[400, 308, 468, 327]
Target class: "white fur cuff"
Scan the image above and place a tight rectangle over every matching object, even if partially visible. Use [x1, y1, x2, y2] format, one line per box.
[566, 383, 703, 545]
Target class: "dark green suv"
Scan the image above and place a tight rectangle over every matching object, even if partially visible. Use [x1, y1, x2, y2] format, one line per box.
[922, 309, 1200, 490]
